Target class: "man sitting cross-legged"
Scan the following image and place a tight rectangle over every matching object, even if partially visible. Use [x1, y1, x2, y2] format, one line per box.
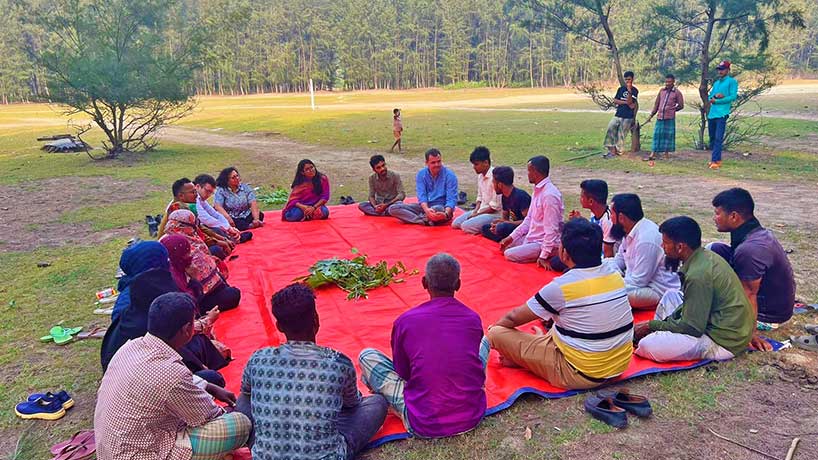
[499, 155, 564, 267]
[451, 146, 501, 234]
[709, 188, 795, 351]
[607, 193, 680, 309]
[358, 154, 406, 217]
[95, 292, 251, 460]
[633, 216, 754, 362]
[359, 253, 489, 438]
[158, 177, 234, 259]
[193, 174, 244, 242]
[390, 148, 458, 225]
[489, 218, 634, 390]
[237, 283, 387, 460]
[480, 166, 531, 242]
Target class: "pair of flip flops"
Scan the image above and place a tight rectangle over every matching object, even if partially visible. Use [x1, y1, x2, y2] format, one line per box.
[584, 388, 652, 428]
[51, 430, 95, 460]
[791, 324, 818, 352]
[339, 196, 356, 205]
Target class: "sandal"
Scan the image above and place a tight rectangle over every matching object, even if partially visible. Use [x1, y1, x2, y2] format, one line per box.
[51, 430, 95, 460]
[790, 335, 818, 352]
[76, 327, 106, 340]
[51, 431, 94, 455]
[41, 326, 83, 345]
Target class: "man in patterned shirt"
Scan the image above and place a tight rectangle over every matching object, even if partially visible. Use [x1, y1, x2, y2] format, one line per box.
[95, 292, 251, 460]
[237, 284, 387, 460]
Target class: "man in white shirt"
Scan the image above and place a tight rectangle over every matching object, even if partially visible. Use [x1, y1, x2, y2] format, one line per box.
[452, 146, 502, 234]
[607, 193, 680, 309]
[499, 156, 564, 267]
[194, 174, 242, 241]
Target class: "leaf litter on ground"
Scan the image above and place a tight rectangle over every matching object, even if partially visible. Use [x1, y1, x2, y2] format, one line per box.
[294, 248, 419, 300]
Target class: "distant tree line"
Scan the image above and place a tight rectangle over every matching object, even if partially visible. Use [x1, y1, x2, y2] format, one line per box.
[1, 0, 817, 103]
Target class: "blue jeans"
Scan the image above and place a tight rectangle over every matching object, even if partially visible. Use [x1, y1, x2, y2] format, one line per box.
[283, 205, 329, 222]
[480, 221, 517, 242]
[337, 395, 388, 458]
[708, 116, 728, 162]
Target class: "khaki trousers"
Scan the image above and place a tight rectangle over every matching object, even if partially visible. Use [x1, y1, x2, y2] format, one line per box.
[487, 326, 603, 390]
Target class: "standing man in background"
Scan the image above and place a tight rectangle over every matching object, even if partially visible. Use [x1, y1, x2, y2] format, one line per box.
[603, 71, 639, 158]
[707, 60, 738, 170]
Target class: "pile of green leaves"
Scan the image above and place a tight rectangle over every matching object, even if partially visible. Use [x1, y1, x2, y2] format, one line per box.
[294, 249, 417, 300]
[256, 187, 289, 206]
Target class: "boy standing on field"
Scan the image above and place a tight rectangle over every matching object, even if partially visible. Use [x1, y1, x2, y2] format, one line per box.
[391, 108, 403, 153]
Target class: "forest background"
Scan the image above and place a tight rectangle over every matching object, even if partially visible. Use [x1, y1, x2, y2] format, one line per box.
[1, 0, 817, 103]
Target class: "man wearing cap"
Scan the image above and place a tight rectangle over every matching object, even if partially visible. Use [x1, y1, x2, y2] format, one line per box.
[707, 60, 738, 170]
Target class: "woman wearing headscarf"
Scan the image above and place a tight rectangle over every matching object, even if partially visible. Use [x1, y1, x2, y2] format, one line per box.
[162, 210, 241, 313]
[110, 242, 169, 323]
[282, 159, 331, 222]
[100, 267, 229, 384]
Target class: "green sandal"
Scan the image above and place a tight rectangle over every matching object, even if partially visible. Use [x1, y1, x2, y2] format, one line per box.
[41, 326, 83, 345]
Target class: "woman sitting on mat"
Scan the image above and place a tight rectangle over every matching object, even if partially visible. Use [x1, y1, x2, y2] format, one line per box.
[214, 166, 265, 231]
[110, 241, 170, 323]
[162, 210, 241, 314]
[100, 242, 229, 385]
[282, 159, 330, 222]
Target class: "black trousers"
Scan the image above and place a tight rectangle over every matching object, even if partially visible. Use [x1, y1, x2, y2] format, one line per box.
[199, 282, 241, 314]
[233, 212, 264, 231]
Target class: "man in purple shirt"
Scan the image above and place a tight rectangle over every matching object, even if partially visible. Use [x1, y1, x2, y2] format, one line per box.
[709, 188, 796, 351]
[359, 253, 489, 438]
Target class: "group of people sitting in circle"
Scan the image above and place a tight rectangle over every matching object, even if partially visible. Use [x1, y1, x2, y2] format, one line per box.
[94, 148, 796, 460]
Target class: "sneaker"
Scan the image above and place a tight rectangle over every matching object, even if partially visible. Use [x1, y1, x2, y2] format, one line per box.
[709, 161, 721, 170]
[15, 397, 66, 420]
[27, 391, 74, 410]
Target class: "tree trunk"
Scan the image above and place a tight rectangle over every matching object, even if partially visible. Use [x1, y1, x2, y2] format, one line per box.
[697, 8, 717, 150]
[598, 6, 624, 86]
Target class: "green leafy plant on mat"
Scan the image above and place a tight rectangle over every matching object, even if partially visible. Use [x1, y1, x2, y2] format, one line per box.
[256, 187, 289, 206]
[294, 249, 418, 300]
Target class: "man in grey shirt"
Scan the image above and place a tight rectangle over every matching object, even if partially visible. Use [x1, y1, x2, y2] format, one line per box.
[358, 154, 406, 217]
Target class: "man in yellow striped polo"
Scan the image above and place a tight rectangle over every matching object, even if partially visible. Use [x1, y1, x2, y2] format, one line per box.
[488, 218, 634, 389]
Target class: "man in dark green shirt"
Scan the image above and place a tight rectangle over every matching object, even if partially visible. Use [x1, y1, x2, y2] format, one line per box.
[633, 216, 754, 362]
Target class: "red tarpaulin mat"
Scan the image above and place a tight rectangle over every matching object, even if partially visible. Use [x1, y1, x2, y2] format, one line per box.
[214, 204, 711, 452]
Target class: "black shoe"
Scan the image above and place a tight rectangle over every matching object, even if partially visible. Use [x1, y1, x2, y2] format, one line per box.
[145, 215, 155, 225]
[584, 395, 628, 428]
[238, 231, 253, 243]
[598, 388, 653, 418]
[456, 191, 467, 205]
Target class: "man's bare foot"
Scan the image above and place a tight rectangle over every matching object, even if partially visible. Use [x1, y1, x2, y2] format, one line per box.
[531, 326, 545, 336]
[498, 355, 521, 368]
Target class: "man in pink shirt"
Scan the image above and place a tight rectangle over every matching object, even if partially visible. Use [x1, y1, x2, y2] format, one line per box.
[499, 156, 564, 268]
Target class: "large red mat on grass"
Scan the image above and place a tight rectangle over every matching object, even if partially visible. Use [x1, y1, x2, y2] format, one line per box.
[214, 204, 709, 449]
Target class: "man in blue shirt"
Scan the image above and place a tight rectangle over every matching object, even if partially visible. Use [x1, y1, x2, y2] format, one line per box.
[707, 60, 738, 170]
[391, 148, 459, 225]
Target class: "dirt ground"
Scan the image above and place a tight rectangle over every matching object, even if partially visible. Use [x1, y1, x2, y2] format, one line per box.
[0, 177, 156, 252]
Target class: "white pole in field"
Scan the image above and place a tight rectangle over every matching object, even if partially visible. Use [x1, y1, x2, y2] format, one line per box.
[309, 79, 315, 111]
